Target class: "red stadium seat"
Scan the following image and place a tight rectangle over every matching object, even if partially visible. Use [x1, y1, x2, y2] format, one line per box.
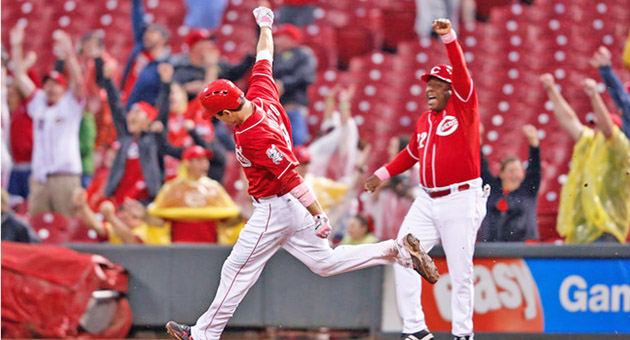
[29, 213, 99, 244]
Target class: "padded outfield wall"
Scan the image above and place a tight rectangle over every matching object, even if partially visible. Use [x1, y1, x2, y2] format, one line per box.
[69, 243, 630, 337]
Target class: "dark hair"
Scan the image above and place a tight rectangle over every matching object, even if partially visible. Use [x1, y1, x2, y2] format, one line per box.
[146, 24, 171, 41]
[80, 31, 104, 49]
[500, 156, 521, 172]
[353, 214, 369, 228]
[397, 135, 410, 153]
[217, 96, 246, 116]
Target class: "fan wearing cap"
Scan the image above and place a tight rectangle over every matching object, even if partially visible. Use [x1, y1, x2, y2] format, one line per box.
[271, 23, 316, 146]
[120, 0, 171, 108]
[96, 57, 171, 206]
[165, 7, 416, 340]
[364, 19, 487, 340]
[171, 29, 255, 101]
[541, 74, 630, 244]
[10, 25, 87, 217]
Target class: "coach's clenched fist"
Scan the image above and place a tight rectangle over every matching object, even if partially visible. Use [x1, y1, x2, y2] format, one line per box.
[363, 175, 382, 193]
[432, 18, 452, 35]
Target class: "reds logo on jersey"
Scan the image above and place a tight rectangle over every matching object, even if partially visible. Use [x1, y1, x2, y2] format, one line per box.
[266, 144, 284, 165]
[436, 115, 459, 136]
[236, 145, 252, 167]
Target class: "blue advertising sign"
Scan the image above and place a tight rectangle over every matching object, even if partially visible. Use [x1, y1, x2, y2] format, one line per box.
[525, 259, 630, 333]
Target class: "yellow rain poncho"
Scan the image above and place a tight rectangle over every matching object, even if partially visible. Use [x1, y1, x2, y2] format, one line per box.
[305, 174, 349, 212]
[557, 126, 630, 243]
[148, 176, 243, 245]
[623, 30, 630, 70]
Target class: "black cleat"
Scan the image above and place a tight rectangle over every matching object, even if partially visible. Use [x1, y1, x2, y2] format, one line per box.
[166, 321, 192, 340]
[453, 336, 471, 340]
[401, 329, 434, 340]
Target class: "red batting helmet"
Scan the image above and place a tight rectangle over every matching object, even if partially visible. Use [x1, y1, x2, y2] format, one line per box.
[421, 64, 453, 83]
[199, 79, 245, 119]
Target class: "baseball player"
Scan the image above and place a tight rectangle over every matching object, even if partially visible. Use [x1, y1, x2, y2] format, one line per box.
[165, 7, 436, 340]
[364, 19, 488, 340]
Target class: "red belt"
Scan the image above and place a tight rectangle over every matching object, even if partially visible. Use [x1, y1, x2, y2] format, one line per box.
[426, 184, 470, 199]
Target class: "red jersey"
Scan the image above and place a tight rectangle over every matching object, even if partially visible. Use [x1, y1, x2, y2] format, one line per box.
[9, 102, 33, 164]
[113, 141, 149, 205]
[234, 60, 302, 198]
[385, 38, 480, 188]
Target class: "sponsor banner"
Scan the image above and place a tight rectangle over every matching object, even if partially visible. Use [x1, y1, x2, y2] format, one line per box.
[421, 258, 544, 332]
[525, 258, 630, 333]
[417, 258, 630, 333]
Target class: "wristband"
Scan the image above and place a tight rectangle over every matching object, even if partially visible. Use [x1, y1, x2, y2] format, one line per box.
[290, 182, 316, 207]
[256, 50, 273, 63]
[440, 30, 457, 44]
[375, 167, 391, 181]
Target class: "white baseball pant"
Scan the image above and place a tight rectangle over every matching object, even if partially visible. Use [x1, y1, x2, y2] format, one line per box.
[394, 178, 487, 338]
[191, 194, 399, 340]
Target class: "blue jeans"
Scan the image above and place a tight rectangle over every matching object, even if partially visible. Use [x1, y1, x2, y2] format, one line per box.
[81, 174, 93, 189]
[287, 108, 309, 146]
[8, 168, 31, 199]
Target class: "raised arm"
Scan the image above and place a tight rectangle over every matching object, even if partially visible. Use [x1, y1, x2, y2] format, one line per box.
[55, 31, 84, 99]
[9, 26, 36, 98]
[521, 124, 541, 192]
[156, 63, 173, 126]
[591, 46, 630, 138]
[131, 0, 147, 45]
[434, 19, 473, 102]
[253, 7, 274, 58]
[100, 201, 141, 244]
[95, 57, 128, 135]
[364, 129, 420, 193]
[72, 188, 107, 236]
[583, 78, 614, 140]
[246, 6, 281, 102]
[540, 73, 583, 141]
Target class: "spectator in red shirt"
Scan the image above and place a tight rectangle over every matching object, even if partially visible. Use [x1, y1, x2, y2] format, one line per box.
[96, 58, 170, 206]
[5, 49, 37, 199]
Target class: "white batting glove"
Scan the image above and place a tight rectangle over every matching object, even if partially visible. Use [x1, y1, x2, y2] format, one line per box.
[253, 6, 274, 28]
[314, 213, 332, 239]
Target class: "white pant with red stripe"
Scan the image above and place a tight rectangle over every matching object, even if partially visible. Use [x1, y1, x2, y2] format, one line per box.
[191, 194, 399, 340]
[395, 178, 487, 338]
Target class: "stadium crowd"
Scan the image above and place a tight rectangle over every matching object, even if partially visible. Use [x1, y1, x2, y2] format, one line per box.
[1, 0, 630, 246]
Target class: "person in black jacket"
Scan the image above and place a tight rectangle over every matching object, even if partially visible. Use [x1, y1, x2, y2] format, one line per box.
[150, 75, 228, 182]
[478, 124, 542, 242]
[171, 29, 255, 101]
[272, 24, 317, 146]
[96, 58, 171, 205]
[1, 189, 40, 243]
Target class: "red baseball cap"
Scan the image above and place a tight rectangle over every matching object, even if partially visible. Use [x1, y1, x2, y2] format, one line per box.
[421, 64, 453, 83]
[132, 101, 158, 121]
[293, 145, 311, 163]
[182, 145, 212, 160]
[43, 70, 68, 88]
[185, 29, 216, 49]
[199, 79, 245, 119]
[274, 24, 302, 43]
[587, 112, 623, 129]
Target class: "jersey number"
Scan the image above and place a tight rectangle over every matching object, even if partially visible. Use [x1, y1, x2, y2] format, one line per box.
[268, 105, 292, 148]
[418, 132, 428, 149]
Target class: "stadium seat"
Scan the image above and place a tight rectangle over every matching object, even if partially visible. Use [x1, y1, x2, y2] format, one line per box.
[29, 212, 100, 244]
